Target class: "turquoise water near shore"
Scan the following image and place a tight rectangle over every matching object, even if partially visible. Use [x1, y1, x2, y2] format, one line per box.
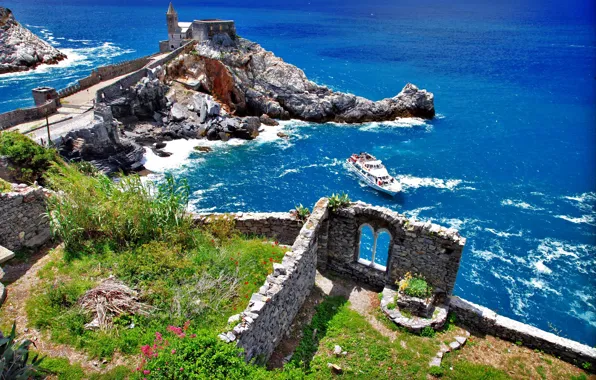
[1, 0, 595, 345]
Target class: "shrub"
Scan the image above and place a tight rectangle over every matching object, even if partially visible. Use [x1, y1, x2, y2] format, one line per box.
[428, 365, 444, 377]
[398, 272, 433, 299]
[136, 326, 269, 379]
[204, 214, 236, 241]
[293, 204, 311, 221]
[420, 326, 436, 338]
[0, 323, 45, 379]
[0, 131, 59, 183]
[0, 178, 11, 193]
[328, 193, 350, 212]
[386, 302, 396, 310]
[45, 165, 191, 254]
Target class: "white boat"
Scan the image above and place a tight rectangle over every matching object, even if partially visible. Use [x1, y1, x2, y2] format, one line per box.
[346, 152, 402, 196]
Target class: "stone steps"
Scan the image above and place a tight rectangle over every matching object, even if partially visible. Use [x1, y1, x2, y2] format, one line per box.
[429, 331, 470, 367]
[0, 245, 15, 265]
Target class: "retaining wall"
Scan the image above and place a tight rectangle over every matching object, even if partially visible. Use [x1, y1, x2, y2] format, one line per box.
[193, 212, 303, 246]
[0, 100, 58, 130]
[0, 183, 51, 251]
[219, 199, 329, 362]
[450, 296, 596, 367]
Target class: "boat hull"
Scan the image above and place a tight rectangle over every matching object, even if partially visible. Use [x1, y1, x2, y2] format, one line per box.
[346, 161, 400, 196]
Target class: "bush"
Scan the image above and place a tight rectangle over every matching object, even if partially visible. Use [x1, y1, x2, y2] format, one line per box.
[398, 272, 433, 299]
[45, 164, 191, 255]
[293, 204, 311, 221]
[420, 326, 436, 338]
[0, 323, 45, 379]
[428, 365, 444, 377]
[0, 178, 11, 193]
[0, 131, 59, 183]
[328, 193, 350, 212]
[136, 326, 269, 379]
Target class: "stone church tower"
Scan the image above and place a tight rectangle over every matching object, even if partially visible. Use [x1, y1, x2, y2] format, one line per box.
[166, 2, 179, 34]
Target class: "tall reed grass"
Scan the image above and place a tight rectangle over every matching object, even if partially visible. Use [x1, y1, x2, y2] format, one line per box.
[45, 164, 191, 255]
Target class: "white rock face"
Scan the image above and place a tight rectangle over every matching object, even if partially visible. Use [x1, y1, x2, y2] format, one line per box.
[0, 7, 67, 74]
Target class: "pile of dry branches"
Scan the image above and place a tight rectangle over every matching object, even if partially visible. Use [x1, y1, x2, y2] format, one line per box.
[78, 276, 153, 330]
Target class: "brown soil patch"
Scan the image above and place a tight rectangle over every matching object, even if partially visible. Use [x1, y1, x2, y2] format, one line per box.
[452, 334, 595, 379]
[0, 245, 134, 374]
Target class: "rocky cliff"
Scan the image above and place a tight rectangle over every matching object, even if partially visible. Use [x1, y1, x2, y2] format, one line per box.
[0, 7, 67, 75]
[166, 38, 435, 123]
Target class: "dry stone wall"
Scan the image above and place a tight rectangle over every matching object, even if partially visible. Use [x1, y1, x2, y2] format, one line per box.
[450, 296, 596, 367]
[0, 183, 51, 251]
[193, 212, 303, 245]
[0, 100, 57, 129]
[219, 199, 329, 362]
[324, 202, 465, 294]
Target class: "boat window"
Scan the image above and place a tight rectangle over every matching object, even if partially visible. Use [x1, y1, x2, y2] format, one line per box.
[358, 225, 375, 266]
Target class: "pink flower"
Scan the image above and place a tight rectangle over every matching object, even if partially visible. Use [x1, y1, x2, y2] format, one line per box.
[191, 334, 196, 338]
[171, 349, 176, 354]
[143, 370, 151, 375]
[180, 368, 184, 371]
[168, 326, 183, 335]
[141, 345, 153, 358]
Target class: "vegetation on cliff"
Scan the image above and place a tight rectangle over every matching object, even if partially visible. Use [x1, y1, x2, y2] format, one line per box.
[0, 131, 59, 183]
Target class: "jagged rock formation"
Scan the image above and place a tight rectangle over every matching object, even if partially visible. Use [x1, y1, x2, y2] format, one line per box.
[59, 104, 144, 174]
[167, 38, 435, 123]
[0, 7, 67, 74]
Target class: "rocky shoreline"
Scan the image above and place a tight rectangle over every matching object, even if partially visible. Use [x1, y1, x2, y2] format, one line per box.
[59, 37, 434, 173]
[0, 7, 67, 75]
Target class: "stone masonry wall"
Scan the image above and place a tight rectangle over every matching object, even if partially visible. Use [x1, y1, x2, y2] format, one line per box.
[193, 212, 303, 245]
[450, 297, 596, 367]
[324, 202, 465, 294]
[0, 183, 51, 251]
[220, 198, 329, 362]
[0, 100, 58, 130]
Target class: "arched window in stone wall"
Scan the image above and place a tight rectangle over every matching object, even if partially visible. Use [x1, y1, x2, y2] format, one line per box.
[357, 225, 391, 270]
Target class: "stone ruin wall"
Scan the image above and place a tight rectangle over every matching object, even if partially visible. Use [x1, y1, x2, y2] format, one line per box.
[323, 202, 465, 294]
[0, 183, 51, 251]
[0, 100, 58, 130]
[215, 199, 328, 362]
[193, 211, 303, 246]
[204, 199, 596, 367]
[450, 297, 596, 367]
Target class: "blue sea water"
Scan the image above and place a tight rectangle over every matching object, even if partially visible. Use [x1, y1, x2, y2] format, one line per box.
[1, 0, 595, 345]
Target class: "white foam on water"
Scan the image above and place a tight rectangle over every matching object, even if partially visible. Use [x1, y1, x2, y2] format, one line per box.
[358, 117, 430, 132]
[278, 168, 300, 178]
[396, 175, 463, 191]
[554, 214, 595, 226]
[519, 278, 561, 296]
[142, 138, 203, 173]
[403, 205, 434, 220]
[533, 260, 552, 274]
[485, 228, 524, 238]
[500, 199, 544, 211]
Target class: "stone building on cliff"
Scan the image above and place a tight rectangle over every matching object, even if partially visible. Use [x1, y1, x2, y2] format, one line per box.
[159, 2, 236, 52]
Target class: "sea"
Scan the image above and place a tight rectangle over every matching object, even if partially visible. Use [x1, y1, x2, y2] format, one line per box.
[1, 0, 594, 346]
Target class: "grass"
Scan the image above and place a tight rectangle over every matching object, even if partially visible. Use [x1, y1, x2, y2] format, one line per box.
[20, 166, 288, 363]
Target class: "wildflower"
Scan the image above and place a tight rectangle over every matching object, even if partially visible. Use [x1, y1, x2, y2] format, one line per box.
[269, 258, 273, 262]
[183, 320, 191, 330]
[171, 349, 176, 354]
[263, 261, 267, 265]
[191, 333, 197, 338]
[235, 261, 239, 266]
[143, 370, 151, 375]
[168, 325, 183, 336]
[155, 332, 163, 341]
[141, 345, 153, 357]
[180, 368, 184, 371]
[245, 281, 249, 285]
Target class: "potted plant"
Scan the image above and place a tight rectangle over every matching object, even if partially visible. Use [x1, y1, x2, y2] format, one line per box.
[396, 272, 435, 318]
